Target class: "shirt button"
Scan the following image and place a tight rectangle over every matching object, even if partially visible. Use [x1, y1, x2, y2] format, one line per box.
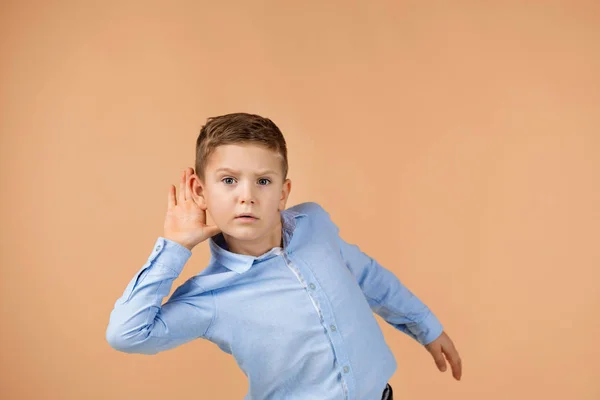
[155, 245, 161, 251]
[330, 324, 336, 332]
[343, 366, 349, 373]
[309, 283, 316, 290]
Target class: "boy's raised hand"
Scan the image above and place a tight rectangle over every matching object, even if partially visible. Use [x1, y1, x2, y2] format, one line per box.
[424, 330, 462, 381]
[163, 167, 221, 251]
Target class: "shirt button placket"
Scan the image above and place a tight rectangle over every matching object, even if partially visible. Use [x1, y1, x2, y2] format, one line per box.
[304, 275, 349, 393]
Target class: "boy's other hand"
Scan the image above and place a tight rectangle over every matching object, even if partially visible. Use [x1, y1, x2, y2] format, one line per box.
[163, 167, 221, 251]
[424, 330, 462, 381]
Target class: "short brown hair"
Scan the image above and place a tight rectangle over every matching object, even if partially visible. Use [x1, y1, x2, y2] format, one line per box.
[195, 112, 288, 182]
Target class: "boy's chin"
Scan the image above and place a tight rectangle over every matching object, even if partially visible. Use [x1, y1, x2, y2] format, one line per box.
[227, 227, 275, 243]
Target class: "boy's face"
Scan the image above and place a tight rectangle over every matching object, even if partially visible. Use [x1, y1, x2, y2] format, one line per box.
[193, 143, 291, 244]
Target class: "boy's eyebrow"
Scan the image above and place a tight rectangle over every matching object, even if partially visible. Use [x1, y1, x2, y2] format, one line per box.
[214, 167, 278, 175]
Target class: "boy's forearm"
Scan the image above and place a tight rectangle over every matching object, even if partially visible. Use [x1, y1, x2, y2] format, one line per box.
[362, 257, 444, 344]
[105, 237, 192, 353]
[335, 234, 443, 344]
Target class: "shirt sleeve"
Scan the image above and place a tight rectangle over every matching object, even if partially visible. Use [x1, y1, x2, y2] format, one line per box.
[317, 204, 444, 345]
[105, 237, 215, 354]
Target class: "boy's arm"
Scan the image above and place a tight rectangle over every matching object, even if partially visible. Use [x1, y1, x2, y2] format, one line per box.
[105, 237, 215, 354]
[317, 205, 443, 345]
[337, 236, 443, 345]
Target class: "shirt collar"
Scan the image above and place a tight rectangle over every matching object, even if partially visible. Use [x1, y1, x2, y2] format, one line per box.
[208, 207, 307, 274]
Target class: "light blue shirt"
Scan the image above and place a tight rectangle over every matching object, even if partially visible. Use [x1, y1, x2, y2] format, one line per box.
[106, 202, 443, 400]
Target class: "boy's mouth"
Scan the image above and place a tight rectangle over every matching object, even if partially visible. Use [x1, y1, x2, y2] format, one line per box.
[235, 213, 258, 220]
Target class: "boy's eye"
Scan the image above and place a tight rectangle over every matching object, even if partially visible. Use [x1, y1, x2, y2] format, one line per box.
[221, 177, 271, 185]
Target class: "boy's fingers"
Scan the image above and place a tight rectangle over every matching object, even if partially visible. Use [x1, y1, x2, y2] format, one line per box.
[185, 167, 193, 202]
[454, 357, 462, 380]
[179, 169, 186, 203]
[443, 346, 462, 380]
[168, 185, 176, 208]
[431, 348, 447, 372]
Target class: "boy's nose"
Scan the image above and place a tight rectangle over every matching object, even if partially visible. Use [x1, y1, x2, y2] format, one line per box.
[239, 183, 256, 204]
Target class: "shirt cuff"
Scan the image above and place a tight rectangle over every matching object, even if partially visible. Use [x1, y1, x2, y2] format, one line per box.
[147, 237, 193, 275]
[410, 311, 444, 345]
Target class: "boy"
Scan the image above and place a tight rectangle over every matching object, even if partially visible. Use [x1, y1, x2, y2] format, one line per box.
[106, 113, 462, 400]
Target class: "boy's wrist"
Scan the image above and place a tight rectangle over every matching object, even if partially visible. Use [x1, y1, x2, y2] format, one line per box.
[162, 236, 194, 251]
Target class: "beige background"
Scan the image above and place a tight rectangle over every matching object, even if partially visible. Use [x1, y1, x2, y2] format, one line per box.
[1, 1, 599, 399]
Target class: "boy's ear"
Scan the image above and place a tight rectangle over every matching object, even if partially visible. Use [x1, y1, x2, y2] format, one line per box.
[190, 173, 208, 210]
[278, 178, 292, 211]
